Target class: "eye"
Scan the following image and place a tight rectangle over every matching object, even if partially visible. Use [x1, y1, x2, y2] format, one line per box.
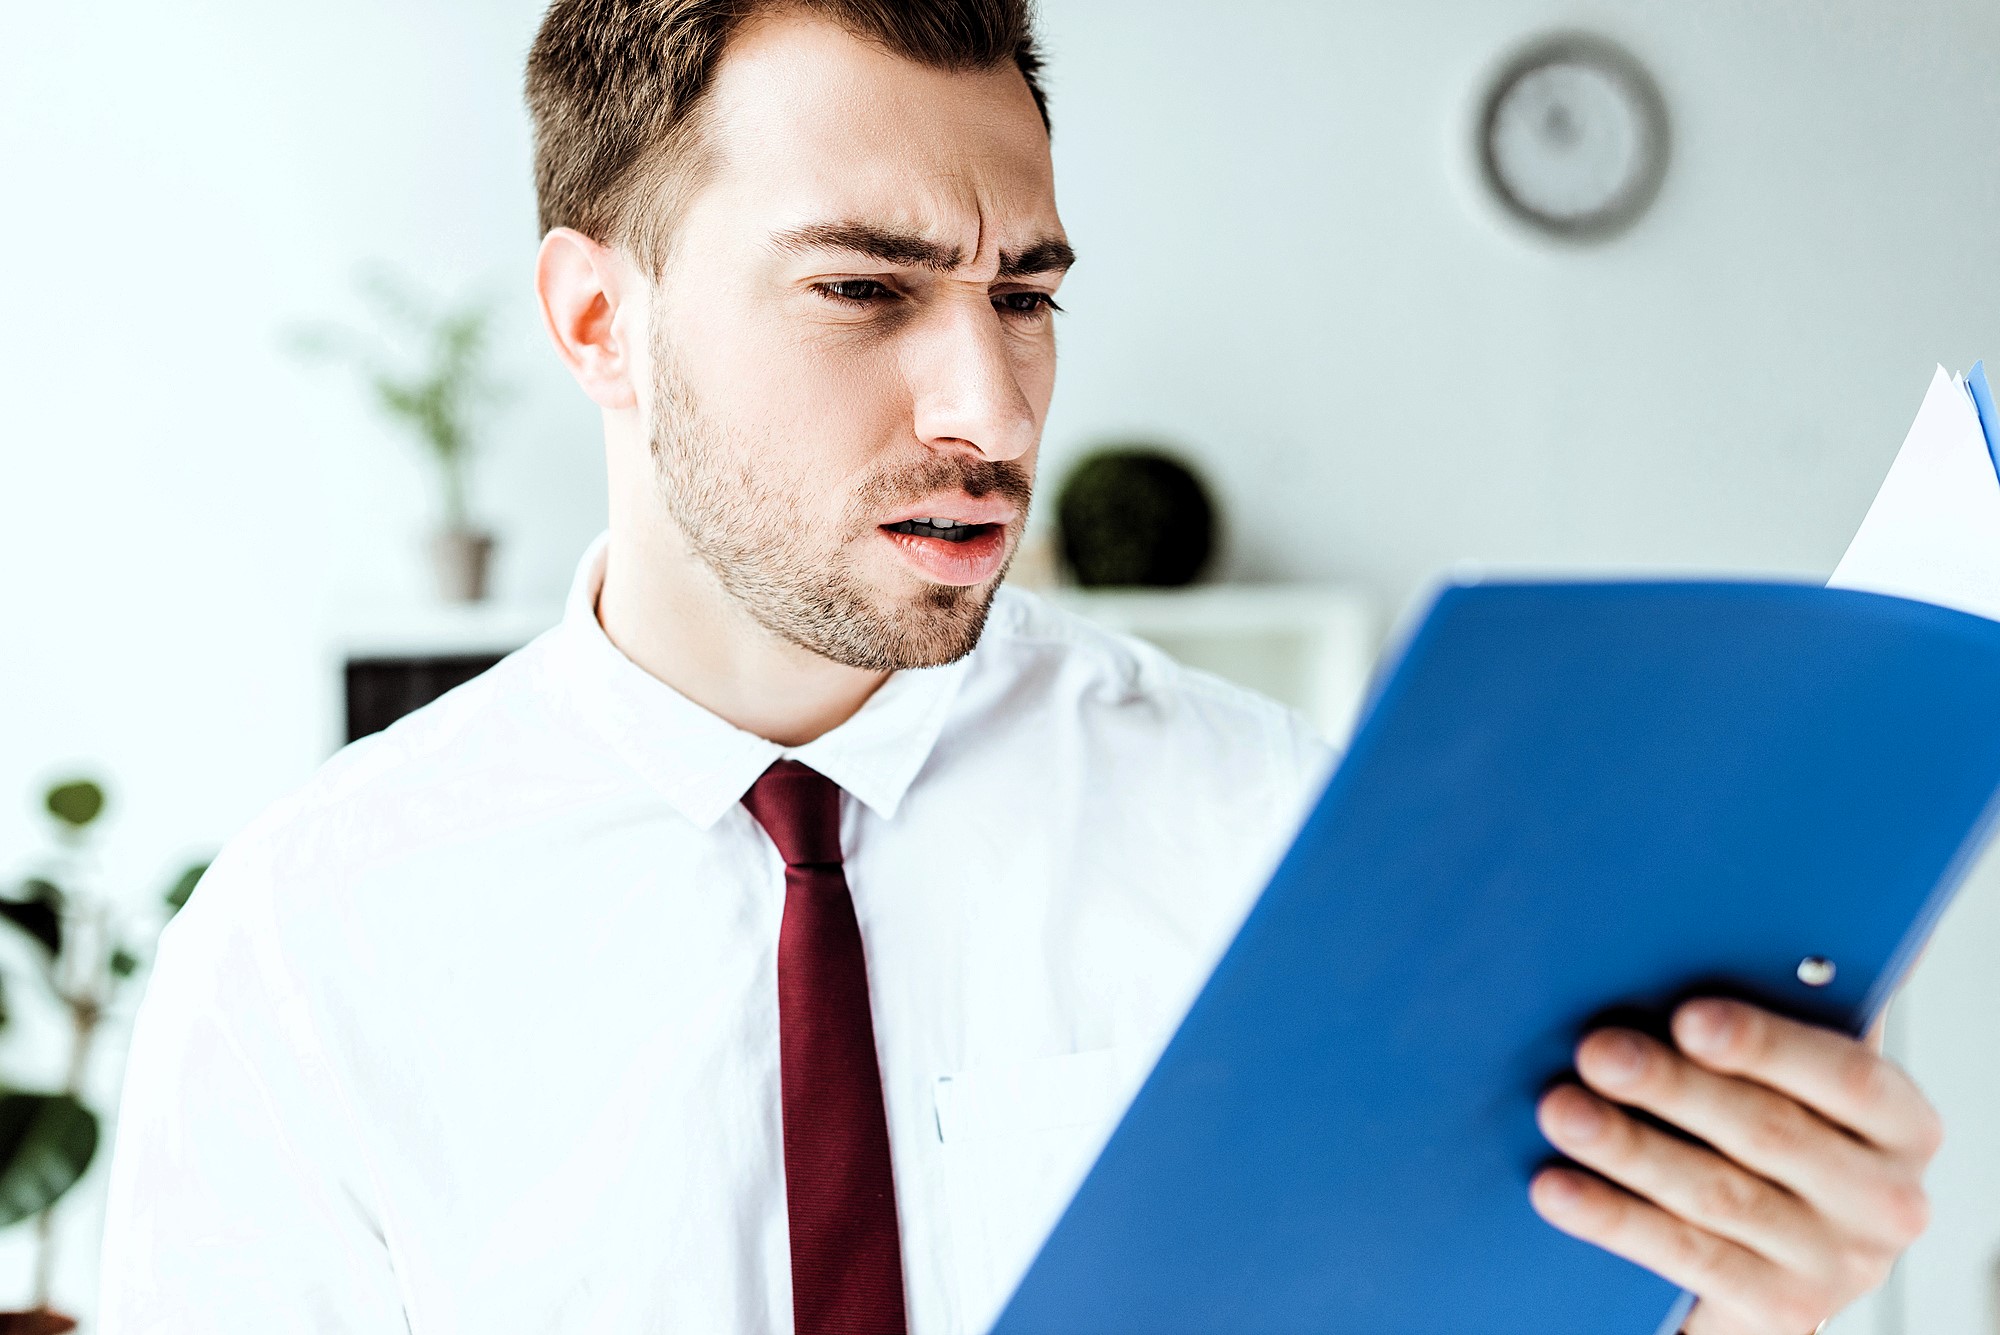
[996, 291, 1063, 319]
[813, 278, 896, 305]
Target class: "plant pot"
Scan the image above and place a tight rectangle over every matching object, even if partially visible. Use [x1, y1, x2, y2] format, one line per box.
[429, 528, 496, 603]
[0, 1308, 77, 1333]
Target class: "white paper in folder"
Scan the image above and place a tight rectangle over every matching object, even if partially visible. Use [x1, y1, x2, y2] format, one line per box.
[1830, 365, 2000, 616]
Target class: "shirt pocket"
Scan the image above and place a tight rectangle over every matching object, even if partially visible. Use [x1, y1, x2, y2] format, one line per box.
[931, 1044, 1154, 1334]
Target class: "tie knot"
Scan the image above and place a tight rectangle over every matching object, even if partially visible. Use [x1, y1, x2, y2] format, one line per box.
[742, 760, 845, 867]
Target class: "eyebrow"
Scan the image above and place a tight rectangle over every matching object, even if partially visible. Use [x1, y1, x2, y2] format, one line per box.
[768, 221, 1076, 279]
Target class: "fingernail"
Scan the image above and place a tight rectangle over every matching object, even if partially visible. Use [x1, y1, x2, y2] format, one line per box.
[1590, 1031, 1647, 1087]
[1679, 1000, 1736, 1056]
[1536, 1170, 1586, 1212]
[1555, 1094, 1607, 1144]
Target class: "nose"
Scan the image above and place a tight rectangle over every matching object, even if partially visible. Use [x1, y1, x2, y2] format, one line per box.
[906, 301, 1041, 463]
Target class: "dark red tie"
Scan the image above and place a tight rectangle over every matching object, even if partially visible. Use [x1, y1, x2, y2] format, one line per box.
[742, 760, 908, 1335]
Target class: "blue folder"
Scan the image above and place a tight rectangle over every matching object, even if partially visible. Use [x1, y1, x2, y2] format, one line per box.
[1970, 360, 1999, 469]
[991, 580, 2000, 1335]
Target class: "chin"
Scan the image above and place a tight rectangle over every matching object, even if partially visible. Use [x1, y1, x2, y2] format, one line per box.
[867, 573, 1007, 669]
[772, 543, 1014, 672]
[894, 581, 999, 663]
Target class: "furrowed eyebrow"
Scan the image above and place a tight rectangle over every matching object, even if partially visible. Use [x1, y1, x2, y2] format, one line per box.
[771, 222, 963, 272]
[769, 220, 1076, 279]
[997, 239, 1076, 278]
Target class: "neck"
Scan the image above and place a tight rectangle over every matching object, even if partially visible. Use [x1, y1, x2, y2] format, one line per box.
[596, 522, 891, 747]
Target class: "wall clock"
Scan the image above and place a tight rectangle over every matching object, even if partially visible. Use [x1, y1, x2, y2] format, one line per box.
[1477, 33, 1670, 241]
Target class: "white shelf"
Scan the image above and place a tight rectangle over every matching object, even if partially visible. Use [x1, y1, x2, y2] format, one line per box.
[320, 583, 1382, 745]
[1048, 583, 1377, 744]
[325, 602, 564, 661]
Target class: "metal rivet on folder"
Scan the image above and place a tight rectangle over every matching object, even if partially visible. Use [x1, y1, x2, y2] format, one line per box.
[1796, 956, 1836, 987]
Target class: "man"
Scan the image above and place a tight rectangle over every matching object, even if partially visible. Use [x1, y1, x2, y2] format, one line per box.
[98, 2, 1940, 1332]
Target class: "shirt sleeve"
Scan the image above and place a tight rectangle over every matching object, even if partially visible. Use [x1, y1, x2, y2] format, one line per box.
[96, 837, 409, 1334]
[1267, 701, 1340, 834]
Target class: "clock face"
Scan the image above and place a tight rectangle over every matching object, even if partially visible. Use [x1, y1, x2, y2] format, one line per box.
[1479, 36, 1669, 240]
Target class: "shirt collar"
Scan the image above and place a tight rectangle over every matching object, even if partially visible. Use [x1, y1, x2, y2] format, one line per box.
[546, 531, 970, 829]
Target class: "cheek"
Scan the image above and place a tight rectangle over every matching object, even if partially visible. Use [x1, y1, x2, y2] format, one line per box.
[712, 340, 916, 523]
[772, 353, 912, 512]
[1010, 335, 1059, 422]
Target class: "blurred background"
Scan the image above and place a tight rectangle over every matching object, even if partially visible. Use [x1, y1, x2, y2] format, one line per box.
[3, 0, 1998, 1329]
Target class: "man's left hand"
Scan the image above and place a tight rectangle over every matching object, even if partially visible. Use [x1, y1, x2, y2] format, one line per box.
[1528, 997, 1942, 1334]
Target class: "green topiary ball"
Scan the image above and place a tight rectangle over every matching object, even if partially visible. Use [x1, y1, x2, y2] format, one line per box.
[1054, 447, 1217, 587]
[44, 780, 104, 831]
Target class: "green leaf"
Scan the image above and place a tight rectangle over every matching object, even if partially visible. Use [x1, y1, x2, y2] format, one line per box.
[0, 898, 60, 958]
[0, 973, 10, 1030]
[43, 781, 103, 830]
[163, 861, 208, 914]
[356, 265, 431, 328]
[0, 1093, 98, 1227]
[109, 946, 139, 979]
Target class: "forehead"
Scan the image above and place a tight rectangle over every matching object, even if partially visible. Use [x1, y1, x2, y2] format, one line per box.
[687, 11, 1060, 252]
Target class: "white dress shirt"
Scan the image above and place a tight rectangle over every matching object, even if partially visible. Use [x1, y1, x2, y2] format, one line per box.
[97, 531, 1334, 1335]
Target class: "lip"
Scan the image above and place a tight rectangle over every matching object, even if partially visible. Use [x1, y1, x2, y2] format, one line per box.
[876, 523, 1010, 586]
[878, 494, 1019, 528]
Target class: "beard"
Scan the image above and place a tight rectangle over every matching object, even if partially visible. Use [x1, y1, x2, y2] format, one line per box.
[646, 335, 1035, 672]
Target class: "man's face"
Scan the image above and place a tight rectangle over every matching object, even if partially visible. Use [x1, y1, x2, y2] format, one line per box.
[635, 13, 1068, 671]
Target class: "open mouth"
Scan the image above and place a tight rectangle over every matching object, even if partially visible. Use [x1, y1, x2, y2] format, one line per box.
[876, 513, 1011, 586]
[882, 518, 997, 544]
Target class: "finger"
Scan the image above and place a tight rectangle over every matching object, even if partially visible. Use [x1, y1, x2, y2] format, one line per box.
[1672, 999, 1942, 1160]
[1680, 1295, 1784, 1335]
[1528, 1167, 1829, 1335]
[1573, 1029, 1914, 1247]
[1536, 1084, 1828, 1274]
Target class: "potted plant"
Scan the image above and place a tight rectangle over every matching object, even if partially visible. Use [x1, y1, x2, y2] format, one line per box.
[0, 779, 205, 1331]
[1054, 444, 1220, 587]
[291, 268, 511, 602]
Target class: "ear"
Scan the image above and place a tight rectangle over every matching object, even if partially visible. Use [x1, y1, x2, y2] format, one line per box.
[535, 227, 645, 411]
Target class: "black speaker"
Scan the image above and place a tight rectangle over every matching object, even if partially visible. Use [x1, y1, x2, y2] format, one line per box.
[342, 654, 505, 744]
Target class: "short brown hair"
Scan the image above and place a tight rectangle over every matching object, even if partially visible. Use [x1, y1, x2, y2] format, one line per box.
[525, 0, 1050, 268]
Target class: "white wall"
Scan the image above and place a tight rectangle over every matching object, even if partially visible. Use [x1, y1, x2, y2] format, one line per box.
[1037, 0, 2000, 598]
[0, 0, 591, 1315]
[3, 0, 1999, 1327]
